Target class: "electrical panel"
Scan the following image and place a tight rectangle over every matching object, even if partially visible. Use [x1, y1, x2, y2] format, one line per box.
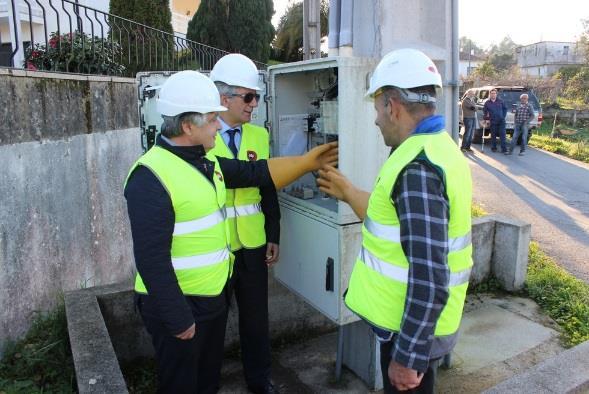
[267, 57, 390, 226]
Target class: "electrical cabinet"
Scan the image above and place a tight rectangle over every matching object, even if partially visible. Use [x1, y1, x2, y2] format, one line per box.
[267, 57, 390, 325]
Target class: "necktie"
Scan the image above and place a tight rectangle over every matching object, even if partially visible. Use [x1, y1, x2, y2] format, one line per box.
[227, 129, 239, 158]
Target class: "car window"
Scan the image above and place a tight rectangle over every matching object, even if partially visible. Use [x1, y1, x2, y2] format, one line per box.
[498, 90, 541, 111]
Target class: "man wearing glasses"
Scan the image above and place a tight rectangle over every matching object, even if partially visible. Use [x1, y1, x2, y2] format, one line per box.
[209, 54, 280, 394]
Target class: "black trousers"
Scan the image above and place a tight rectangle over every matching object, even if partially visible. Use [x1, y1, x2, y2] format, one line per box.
[380, 340, 438, 394]
[231, 247, 271, 387]
[140, 304, 228, 394]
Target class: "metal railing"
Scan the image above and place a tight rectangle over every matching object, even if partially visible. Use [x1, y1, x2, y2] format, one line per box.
[3, 0, 266, 76]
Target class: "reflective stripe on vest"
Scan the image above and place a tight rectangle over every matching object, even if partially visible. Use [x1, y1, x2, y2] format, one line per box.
[173, 209, 226, 236]
[225, 203, 262, 219]
[126, 146, 232, 296]
[358, 246, 472, 286]
[344, 130, 473, 336]
[172, 248, 230, 270]
[207, 123, 269, 250]
[364, 216, 472, 253]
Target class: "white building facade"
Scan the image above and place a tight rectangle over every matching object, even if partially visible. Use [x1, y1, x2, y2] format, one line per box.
[516, 41, 585, 77]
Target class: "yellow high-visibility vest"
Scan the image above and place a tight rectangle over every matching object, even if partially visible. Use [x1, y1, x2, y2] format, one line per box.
[345, 130, 473, 336]
[126, 146, 232, 296]
[207, 123, 269, 250]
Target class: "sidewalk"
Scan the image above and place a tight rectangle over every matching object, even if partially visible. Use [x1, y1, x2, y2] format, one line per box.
[218, 294, 568, 393]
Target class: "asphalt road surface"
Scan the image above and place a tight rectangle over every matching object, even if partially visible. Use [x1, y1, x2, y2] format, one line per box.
[464, 141, 589, 283]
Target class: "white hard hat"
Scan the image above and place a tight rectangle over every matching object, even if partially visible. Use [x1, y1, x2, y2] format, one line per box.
[210, 53, 261, 91]
[157, 70, 227, 116]
[366, 48, 443, 99]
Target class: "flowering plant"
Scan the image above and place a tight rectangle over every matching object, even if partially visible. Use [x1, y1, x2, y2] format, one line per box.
[24, 31, 125, 75]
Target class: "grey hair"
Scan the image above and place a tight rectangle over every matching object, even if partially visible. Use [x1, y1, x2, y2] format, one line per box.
[382, 86, 437, 117]
[214, 81, 239, 96]
[520, 93, 529, 99]
[160, 112, 209, 138]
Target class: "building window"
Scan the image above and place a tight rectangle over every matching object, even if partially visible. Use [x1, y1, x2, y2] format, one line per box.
[563, 45, 569, 56]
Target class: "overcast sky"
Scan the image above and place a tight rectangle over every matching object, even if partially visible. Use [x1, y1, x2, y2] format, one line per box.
[272, 0, 589, 48]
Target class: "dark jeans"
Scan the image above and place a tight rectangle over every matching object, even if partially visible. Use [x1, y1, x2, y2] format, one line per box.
[139, 298, 228, 394]
[490, 120, 507, 152]
[231, 247, 271, 387]
[510, 123, 529, 152]
[380, 341, 439, 394]
[461, 117, 475, 149]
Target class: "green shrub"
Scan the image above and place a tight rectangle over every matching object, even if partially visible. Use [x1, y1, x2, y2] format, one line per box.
[24, 31, 125, 75]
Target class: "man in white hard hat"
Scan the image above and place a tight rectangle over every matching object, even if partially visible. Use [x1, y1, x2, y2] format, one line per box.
[209, 53, 279, 394]
[318, 49, 473, 393]
[124, 70, 337, 393]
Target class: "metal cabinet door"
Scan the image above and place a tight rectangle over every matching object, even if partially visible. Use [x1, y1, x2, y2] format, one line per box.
[274, 203, 340, 323]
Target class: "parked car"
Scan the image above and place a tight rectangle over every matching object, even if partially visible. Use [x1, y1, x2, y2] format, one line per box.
[459, 86, 543, 144]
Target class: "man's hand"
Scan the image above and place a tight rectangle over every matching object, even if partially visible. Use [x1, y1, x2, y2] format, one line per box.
[317, 165, 370, 220]
[388, 360, 423, 391]
[304, 141, 338, 171]
[175, 323, 196, 340]
[265, 242, 280, 267]
[317, 165, 352, 202]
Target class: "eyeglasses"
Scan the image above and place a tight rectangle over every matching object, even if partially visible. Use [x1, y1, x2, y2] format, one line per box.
[228, 92, 260, 104]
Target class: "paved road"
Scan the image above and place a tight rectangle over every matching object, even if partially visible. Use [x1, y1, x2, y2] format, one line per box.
[464, 142, 589, 283]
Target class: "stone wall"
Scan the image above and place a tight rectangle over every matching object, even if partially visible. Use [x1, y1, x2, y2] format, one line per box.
[0, 69, 142, 354]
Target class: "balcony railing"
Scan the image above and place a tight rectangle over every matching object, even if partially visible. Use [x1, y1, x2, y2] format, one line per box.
[2, 0, 266, 76]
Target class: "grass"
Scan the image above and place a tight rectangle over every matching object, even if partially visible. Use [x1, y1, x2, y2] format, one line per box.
[528, 121, 589, 163]
[471, 203, 486, 218]
[526, 242, 589, 347]
[0, 303, 76, 393]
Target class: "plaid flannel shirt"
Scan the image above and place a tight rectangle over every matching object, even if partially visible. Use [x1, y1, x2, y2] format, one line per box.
[388, 159, 450, 372]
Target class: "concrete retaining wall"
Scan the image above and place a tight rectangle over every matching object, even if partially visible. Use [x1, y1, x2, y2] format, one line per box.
[0, 69, 142, 355]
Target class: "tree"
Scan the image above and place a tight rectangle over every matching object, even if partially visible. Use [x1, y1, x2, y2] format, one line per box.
[472, 61, 497, 79]
[109, 0, 174, 75]
[487, 36, 518, 72]
[187, 0, 275, 64]
[559, 67, 589, 108]
[459, 36, 484, 57]
[272, 0, 329, 62]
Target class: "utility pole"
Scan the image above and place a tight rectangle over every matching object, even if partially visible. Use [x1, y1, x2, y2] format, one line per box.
[303, 0, 321, 59]
[468, 40, 472, 75]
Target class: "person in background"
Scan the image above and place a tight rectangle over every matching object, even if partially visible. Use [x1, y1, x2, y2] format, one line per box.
[460, 90, 477, 152]
[209, 53, 280, 394]
[507, 93, 535, 156]
[483, 88, 508, 153]
[125, 70, 337, 394]
[317, 48, 473, 394]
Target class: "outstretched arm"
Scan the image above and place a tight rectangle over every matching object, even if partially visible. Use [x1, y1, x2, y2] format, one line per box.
[268, 142, 338, 189]
[317, 164, 370, 220]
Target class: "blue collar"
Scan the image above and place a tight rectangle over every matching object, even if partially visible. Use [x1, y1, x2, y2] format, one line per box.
[218, 117, 241, 134]
[412, 115, 445, 135]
